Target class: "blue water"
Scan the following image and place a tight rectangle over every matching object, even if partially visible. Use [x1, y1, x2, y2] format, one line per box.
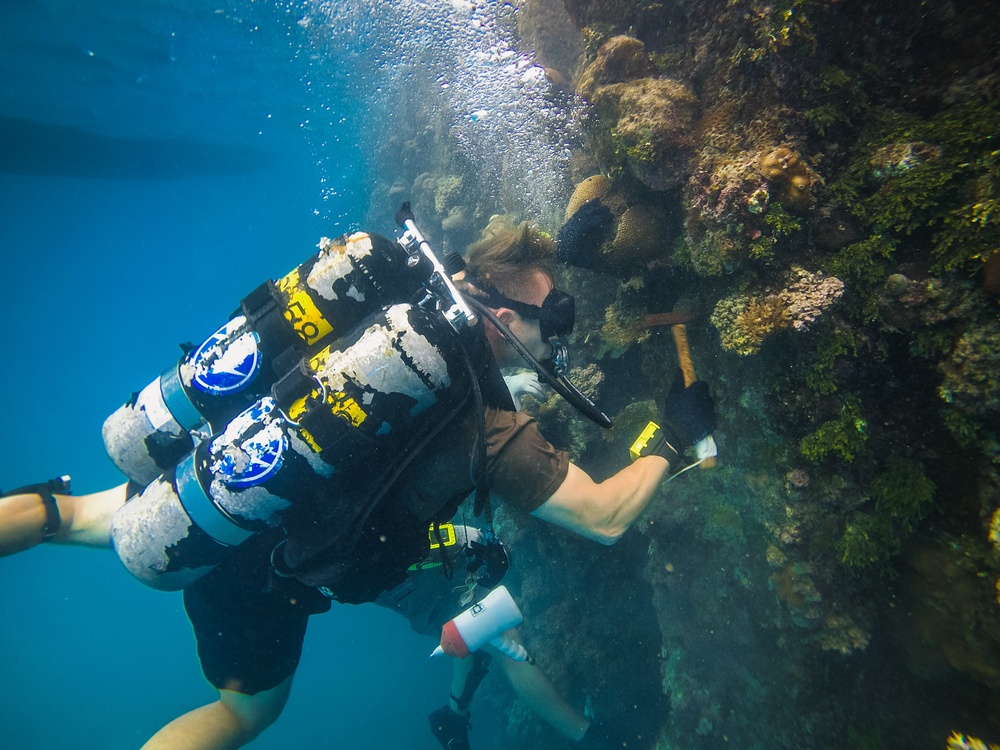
[0, 1, 493, 747]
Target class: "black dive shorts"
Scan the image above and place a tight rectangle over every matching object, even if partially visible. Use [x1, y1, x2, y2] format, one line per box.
[182, 525, 491, 695]
[182, 539, 331, 696]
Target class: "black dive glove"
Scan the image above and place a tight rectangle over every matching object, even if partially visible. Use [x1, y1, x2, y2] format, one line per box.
[556, 198, 615, 269]
[630, 372, 717, 469]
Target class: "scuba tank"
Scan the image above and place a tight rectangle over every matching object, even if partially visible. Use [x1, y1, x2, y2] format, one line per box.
[111, 303, 472, 591]
[103, 232, 420, 486]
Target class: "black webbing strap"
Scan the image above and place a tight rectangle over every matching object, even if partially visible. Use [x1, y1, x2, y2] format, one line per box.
[1, 477, 68, 542]
[452, 651, 493, 712]
[38, 488, 61, 541]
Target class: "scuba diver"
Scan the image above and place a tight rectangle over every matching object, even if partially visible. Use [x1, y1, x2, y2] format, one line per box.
[0, 205, 716, 750]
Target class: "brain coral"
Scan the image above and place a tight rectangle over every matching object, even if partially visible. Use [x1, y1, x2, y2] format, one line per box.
[564, 175, 672, 271]
[565, 174, 613, 220]
[759, 146, 821, 208]
[609, 203, 672, 266]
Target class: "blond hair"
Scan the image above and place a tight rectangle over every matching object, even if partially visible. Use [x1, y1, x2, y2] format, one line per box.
[462, 222, 556, 303]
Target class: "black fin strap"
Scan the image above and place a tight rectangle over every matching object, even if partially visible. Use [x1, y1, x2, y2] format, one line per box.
[39, 488, 62, 541]
[452, 651, 493, 712]
[2, 478, 67, 542]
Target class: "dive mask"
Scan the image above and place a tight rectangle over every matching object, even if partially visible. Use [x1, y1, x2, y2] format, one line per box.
[468, 280, 576, 341]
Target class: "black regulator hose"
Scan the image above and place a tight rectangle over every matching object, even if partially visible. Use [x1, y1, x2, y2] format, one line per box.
[463, 296, 612, 429]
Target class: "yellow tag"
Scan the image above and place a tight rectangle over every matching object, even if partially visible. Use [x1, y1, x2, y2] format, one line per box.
[285, 349, 369, 454]
[428, 522, 457, 549]
[276, 267, 334, 347]
[629, 421, 662, 461]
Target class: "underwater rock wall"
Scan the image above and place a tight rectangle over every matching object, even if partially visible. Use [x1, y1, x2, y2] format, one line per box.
[368, 0, 1000, 747]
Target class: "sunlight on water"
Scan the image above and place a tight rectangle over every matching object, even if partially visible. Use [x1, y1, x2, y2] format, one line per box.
[295, 0, 578, 221]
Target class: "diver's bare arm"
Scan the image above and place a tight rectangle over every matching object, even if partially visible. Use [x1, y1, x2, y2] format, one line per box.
[531, 458, 670, 545]
[0, 483, 128, 556]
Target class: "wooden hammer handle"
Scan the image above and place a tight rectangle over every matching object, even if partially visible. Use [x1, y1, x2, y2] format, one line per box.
[671, 324, 716, 469]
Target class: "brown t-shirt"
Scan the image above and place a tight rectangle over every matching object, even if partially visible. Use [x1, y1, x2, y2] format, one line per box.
[392, 404, 569, 521]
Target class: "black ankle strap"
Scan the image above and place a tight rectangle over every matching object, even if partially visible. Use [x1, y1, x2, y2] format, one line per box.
[2, 476, 69, 542]
[38, 487, 62, 541]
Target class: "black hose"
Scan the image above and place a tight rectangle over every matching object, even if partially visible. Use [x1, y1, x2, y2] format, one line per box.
[464, 296, 612, 429]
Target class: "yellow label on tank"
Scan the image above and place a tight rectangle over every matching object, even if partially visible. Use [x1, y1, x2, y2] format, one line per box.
[286, 388, 368, 454]
[276, 267, 333, 346]
[327, 391, 367, 427]
[286, 387, 368, 432]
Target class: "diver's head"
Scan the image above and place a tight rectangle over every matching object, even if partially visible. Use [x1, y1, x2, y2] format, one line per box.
[459, 222, 574, 367]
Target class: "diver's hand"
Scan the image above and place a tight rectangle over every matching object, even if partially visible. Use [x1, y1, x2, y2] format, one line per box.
[661, 370, 717, 454]
[504, 371, 546, 410]
[557, 198, 615, 269]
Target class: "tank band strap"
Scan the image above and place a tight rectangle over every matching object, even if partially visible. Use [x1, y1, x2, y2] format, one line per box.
[241, 281, 302, 359]
[160, 363, 203, 430]
[175, 452, 253, 547]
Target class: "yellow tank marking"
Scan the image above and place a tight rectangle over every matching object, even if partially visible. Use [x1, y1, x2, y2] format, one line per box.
[276, 267, 333, 346]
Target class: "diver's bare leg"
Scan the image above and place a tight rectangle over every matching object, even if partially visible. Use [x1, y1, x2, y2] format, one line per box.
[0, 483, 128, 556]
[141, 676, 292, 750]
[487, 631, 591, 742]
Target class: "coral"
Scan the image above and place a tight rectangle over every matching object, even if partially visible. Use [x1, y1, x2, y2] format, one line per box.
[434, 174, 464, 215]
[872, 459, 936, 533]
[568, 362, 605, 400]
[900, 535, 1000, 691]
[819, 613, 870, 655]
[596, 276, 651, 357]
[589, 77, 699, 191]
[884, 273, 910, 297]
[564, 174, 613, 220]
[781, 267, 845, 331]
[827, 98, 1000, 279]
[827, 235, 897, 322]
[695, 100, 741, 151]
[836, 460, 934, 572]
[771, 563, 823, 628]
[938, 317, 1000, 417]
[600, 297, 651, 357]
[710, 293, 785, 356]
[837, 512, 897, 571]
[785, 468, 810, 489]
[759, 146, 822, 209]
[563, 175, 672, 271]
[680, 145, 806, 276]
[576, 35, 655, 98]
[869, 141, 941, 179]
[711, 267, 845, 355]
[800, 397, 868, 463]
[515, 0, 583, 81]
[608, 203, 672, 265]
[766, 544, 787, 568]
